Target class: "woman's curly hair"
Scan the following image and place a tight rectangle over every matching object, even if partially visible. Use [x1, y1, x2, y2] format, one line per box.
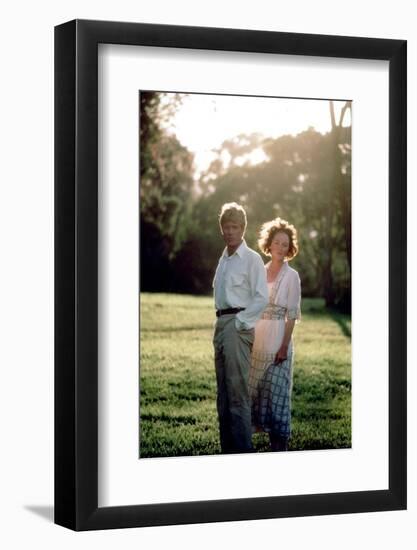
[258, 217, 299, 260]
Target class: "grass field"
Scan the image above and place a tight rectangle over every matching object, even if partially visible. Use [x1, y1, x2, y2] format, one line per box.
[140, 293, 351, 458]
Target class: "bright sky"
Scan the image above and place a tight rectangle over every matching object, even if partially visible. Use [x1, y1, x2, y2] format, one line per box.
[162, 93, 351, 180]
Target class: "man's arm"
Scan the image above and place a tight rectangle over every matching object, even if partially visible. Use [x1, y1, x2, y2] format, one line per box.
[235, 254, 268, 329]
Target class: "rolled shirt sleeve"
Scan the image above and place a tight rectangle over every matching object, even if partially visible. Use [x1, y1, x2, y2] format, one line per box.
[286, 270, 301, 322]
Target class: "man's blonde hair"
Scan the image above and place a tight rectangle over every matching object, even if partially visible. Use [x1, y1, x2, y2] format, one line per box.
[219, 202, 247, 231]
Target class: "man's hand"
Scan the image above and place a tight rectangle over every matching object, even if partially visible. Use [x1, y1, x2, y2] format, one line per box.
[275, 344, 288, 365]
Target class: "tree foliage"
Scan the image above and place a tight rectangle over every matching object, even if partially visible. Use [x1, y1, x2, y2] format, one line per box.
[140, 95, 351, 311]
[140, 92, 194, 290]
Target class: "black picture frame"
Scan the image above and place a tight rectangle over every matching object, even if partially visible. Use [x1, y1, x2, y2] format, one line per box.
[55, 19, 407, 531]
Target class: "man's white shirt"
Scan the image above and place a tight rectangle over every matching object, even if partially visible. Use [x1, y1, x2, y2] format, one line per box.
[213, 240, 269, 329]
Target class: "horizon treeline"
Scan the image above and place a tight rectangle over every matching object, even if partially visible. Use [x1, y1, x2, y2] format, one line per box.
[140, 92, 351, 312]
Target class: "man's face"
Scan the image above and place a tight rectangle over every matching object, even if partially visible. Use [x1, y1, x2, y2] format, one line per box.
[221, 221, 244, 251]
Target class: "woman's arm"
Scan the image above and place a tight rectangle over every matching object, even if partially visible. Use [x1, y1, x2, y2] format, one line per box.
[275, 320, 295, 363]
[275, 270, 301, 364]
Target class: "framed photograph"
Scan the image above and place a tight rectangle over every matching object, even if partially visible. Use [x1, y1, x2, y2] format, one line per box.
[55, 19, 406, 530]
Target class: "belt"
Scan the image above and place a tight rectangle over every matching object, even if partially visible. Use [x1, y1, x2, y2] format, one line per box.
[216, 307, 245, 317]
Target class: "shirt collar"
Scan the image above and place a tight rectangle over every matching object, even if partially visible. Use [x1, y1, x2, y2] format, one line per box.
[265, 260, 289, 285]
[222, 239, 248, 259]
[265, 259, 288, 270]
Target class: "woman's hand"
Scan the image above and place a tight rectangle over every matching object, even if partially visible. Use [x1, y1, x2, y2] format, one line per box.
[275, 344, 288, 365]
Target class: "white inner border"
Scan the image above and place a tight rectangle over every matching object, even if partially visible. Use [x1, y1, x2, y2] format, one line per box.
[98, 44, 389, 507]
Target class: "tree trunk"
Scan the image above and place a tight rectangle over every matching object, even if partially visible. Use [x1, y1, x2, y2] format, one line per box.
[324, 100, 351, 308]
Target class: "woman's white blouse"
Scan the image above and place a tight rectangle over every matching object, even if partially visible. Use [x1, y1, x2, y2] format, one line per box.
[253, 262, 301, 356]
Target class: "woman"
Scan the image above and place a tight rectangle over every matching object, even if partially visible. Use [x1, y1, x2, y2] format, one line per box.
[248, 217, 301, 451]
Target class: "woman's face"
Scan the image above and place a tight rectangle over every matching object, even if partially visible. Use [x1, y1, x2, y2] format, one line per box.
[269, 231, 290, 261]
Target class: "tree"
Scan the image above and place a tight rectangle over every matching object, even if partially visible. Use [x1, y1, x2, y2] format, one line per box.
[185, 123, 351, 305]
[140, 92, 194, 291]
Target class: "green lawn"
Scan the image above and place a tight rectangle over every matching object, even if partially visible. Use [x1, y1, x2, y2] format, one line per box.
[140, 294, 351, 457]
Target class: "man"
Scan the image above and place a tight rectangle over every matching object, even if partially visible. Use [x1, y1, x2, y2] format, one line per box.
[213, 202, 269, 453]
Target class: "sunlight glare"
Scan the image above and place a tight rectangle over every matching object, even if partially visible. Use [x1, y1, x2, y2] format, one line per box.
[161, 93, 350, 179]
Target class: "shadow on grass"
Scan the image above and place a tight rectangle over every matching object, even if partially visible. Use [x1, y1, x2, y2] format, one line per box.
[330, 312, 351, 339]
[302, 299, 351, 339]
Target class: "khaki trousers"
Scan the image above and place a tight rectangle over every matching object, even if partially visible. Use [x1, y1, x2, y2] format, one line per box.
[213, 314, 254, 453]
